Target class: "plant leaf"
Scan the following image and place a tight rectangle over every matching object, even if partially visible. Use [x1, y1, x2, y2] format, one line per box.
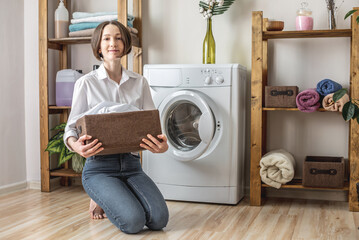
[357, 15, 359, 24]
[344, 10, 357, 20]
[51, 123, 67, 131]
[342, 101, 356, 121]
[49, 131, 64, 142]
[58, 146, 74, 166]
[199, 0, 235, 16]
[332, 88, 348, 103]
[45, 139, 63, 153]
[353, 104, 359, 120]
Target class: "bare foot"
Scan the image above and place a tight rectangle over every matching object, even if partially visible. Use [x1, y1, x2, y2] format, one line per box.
[89, 199, 107, 219]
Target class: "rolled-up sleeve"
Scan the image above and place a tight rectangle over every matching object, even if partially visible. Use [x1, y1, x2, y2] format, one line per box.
[63, 78, 88, 151]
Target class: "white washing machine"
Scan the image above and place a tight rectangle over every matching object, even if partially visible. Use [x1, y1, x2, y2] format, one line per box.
[143, 64, 246, 204]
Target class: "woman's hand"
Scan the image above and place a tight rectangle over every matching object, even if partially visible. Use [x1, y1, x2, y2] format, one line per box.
[140, 134, 168, 153]
[67, 135, 104, 158]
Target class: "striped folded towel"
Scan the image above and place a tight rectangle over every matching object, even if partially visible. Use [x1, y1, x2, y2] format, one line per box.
[69, 22, 101, 32]
[72, 12, 135, 27]
[71, 15, 118, 24]
[69, 28, 138, 41]
[73, 11, 117, 19]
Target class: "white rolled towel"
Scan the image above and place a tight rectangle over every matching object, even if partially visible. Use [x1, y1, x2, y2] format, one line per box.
[259, 149, 296, 189]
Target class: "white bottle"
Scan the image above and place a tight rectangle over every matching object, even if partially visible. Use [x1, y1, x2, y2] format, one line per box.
[55, 0, 69, 38]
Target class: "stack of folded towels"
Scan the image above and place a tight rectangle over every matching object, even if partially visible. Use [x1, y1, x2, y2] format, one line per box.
[296, 79, 349, 113]
[69, 11, 138, 41]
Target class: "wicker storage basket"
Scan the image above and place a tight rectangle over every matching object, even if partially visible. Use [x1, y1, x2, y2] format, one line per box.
[302, 156, 344, 188]
[76, 110, 162, 155]
[264, 86, 298, 108]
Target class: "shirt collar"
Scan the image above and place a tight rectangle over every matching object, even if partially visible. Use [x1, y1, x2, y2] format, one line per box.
[96, 63, 138, 85]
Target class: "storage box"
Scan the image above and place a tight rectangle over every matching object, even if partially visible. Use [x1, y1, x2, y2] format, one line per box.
[302, 156, 344, 188]
[265, 86, 298, 107]
[76, 110, 162, 155]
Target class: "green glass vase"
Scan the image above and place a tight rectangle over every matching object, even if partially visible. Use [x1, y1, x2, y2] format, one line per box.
[203, 18, 215, 64]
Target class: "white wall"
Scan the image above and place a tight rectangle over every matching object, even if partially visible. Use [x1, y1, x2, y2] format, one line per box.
[21, 0, 358, 191]
[24, 0, 40, 184]
[0, 0, 26, 188]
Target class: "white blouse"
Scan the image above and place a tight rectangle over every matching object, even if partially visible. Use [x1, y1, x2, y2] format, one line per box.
[64, 64, 155, 150]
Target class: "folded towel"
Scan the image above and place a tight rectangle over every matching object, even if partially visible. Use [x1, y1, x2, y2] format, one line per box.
[69, 28, 95, 37]
[260, 149, 296, 189]
[316, 79, 342, 96]
[69, 27, 138, 37]
[72, 11, 135, 27]
[71, 15, 118, 24]
[296, 89, 320, 113]
[322, 93, 350, 112]
[69, 22, 102, 32]
[73, 11, 115, 19]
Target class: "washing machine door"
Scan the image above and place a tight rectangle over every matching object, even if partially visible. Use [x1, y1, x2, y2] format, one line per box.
[158, 90, 215, 161]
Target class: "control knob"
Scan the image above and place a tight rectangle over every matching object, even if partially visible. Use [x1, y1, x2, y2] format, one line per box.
[204, 76, 212, 85]
[215, 76, 224, 84]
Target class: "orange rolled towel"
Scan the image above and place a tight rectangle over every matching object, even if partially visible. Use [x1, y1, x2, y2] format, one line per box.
[322, 93, 350, 112]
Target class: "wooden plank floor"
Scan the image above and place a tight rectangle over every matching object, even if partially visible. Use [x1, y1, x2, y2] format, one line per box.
[0, 186, 359, 240]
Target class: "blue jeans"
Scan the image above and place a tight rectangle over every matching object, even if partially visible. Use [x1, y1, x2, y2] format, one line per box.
[82, 153, 169, 234]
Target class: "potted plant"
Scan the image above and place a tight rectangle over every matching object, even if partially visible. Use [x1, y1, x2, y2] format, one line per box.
[45, 123, 85, 173]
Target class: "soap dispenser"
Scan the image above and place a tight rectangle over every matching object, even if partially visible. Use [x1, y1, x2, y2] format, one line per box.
[55, 0, 69, 38]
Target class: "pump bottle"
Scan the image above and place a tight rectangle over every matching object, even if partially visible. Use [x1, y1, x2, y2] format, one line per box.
[55, 0, 69, 38]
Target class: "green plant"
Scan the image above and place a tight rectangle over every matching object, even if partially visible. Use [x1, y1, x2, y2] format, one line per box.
[333, 88, 359, 123]
[344, 9, 359, 23]
[199, 0, 235, 19]
[45, 122, 84, 166]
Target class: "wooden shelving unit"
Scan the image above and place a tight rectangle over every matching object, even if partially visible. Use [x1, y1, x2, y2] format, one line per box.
[39, 0, 143, 192]
[250, 9, 359, 211]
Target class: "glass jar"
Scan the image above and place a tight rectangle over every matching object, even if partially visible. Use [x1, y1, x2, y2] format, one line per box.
[296, 1, 313, 31]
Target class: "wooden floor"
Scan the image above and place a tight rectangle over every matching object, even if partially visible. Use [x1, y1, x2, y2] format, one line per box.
[1, 186, 359, 240]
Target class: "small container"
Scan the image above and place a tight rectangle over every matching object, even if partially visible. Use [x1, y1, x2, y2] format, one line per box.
[56, 69, 83, 106]
[266, 21, 284, 31]
[265, 86, 298, 108]
[303, 156, 344, 188]
[296, 1, 313, 31]
[55, 0, 69, 38]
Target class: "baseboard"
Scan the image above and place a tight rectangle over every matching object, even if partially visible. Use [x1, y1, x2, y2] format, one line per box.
[27, 180, 41, 190]
[244, 185, 348, 202]
[0, 181, 27, 196]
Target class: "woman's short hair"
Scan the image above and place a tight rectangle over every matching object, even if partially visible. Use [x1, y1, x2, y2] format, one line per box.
[91, 21, 132, 61]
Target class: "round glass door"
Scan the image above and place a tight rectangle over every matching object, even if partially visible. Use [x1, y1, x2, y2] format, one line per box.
[158, 90, 215, 161]
[165, 101, 202, 151]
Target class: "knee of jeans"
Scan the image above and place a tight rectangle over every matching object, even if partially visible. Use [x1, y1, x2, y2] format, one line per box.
[147, 208, 169, 230]
[118, 212, 146, 234]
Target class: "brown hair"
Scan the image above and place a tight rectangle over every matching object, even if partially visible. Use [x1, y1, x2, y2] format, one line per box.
[91, 21, 132, 61]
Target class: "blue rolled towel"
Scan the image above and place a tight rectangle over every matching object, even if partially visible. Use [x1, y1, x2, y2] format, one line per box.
[316, 79, 342, 96]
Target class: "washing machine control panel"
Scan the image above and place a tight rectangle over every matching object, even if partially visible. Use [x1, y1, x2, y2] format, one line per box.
[180, 68, 231, 87]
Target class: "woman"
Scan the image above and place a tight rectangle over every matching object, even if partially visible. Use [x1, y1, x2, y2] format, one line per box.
[64, 21, 169, 234]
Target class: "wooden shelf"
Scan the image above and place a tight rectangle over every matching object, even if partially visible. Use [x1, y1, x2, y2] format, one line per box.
[263, 107, 328, 112]
[49, 105, 71, 110]
[250, 10, 359, 211]
[50, 168, 81, 177]
[262, 179, 349, 190]
[49, 37, 91, 45]
[40, 0, 143, 192]
[263, 29, 352, 40]
[48, 36, 141, 49]
[48, 106, 71, 114]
